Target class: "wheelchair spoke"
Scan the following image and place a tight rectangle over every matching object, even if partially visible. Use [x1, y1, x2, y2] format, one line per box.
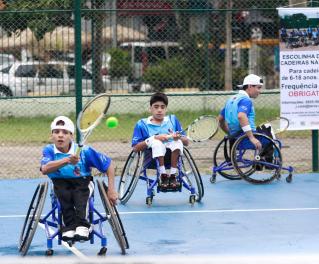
[19, 182, 48, 256]
[213, 137, 241, 180]
[98, 180, 129, 254]
[118, 151, 142, 204]
[181, 148, 204, 201]
[231, 133, 282, 184]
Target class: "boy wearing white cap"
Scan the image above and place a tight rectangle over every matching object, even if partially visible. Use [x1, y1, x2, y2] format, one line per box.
[40, 116, 118, 243]
[218, 74, 265, 150]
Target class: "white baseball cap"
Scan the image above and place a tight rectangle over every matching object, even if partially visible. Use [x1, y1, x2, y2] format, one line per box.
[237, 74, 263, 88]
[50, 116, 75, 134]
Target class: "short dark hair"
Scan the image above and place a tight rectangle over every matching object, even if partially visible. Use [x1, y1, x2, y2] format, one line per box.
[150, 92, 168, 106]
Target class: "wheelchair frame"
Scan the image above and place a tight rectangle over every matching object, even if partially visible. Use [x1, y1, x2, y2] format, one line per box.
[19, 179, 129, 256]
[211, 133, 294, 184]
[118, 147, 204, 206]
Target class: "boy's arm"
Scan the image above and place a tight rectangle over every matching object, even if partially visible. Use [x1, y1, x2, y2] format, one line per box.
[237, 101, 261, 150]
[105, 161, 118, 206]
[41, 156, 78, 175]
[40, 146, 79, 175]
[132, 121, 149, 152]
[218, 114, 229, 134]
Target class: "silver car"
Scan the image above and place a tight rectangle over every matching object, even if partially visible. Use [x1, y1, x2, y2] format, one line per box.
[0, 61, 97, 97]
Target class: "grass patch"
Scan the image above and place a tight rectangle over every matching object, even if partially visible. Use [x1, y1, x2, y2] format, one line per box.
[0, 108, 309, 144]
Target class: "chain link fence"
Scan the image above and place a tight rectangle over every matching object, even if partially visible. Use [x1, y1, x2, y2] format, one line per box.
[0, 0, 317, 179]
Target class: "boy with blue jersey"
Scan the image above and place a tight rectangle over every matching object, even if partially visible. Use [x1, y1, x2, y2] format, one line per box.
[40, 116, 118, 243]
[218, 74, 264, 149]
[131, 93, 189, 189]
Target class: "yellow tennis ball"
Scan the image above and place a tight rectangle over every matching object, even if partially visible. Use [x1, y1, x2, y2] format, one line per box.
[106, 116, 119, 128]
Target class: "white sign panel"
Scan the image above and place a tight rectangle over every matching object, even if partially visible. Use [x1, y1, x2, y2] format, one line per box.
[278, 8, 319, 130]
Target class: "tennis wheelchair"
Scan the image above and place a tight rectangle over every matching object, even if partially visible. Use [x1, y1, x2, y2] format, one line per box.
[19, 179, 129, 256]
[211, 132, 294, 184]
[118, 147, 204, 206]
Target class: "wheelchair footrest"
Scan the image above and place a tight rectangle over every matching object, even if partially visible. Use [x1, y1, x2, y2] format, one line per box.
[158, 185, 182, 192]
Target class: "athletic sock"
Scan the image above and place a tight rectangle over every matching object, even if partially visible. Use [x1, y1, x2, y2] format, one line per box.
[159, 166, 166, 174]
[170, 167, 177, 175]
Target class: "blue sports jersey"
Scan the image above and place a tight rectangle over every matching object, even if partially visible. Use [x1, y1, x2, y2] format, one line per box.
[220, 90, 256, 136]
[131, 115, 184, 147]
[40, 142, 111, 179]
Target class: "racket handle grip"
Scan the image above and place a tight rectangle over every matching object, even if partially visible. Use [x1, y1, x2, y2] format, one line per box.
[75, 144, 83, 158]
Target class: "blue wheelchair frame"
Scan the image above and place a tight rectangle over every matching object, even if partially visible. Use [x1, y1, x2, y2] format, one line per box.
[19, 179, 128, 256]
[40, 185, 107, 254]
[141, 148, 202, 205]
[212, 133, 294, 184]
[119, 148, 203, 205]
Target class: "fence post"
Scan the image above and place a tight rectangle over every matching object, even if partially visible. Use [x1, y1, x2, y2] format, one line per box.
[313, 130, 319, 172]
[74, 0, 83, 143]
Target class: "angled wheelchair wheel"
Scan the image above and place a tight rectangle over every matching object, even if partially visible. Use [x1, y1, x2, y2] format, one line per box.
[19, 181, 48, 256]
[213, 137, 241, 180]
[231, 133, 282, 184]
[118, 150, 142, 205]
[182, 148, 204, 202]
[97, 180, 128, 255]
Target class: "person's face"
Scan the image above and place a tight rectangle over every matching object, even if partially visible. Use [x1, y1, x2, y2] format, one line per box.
[51, 129, 73, 152]
[246, 85, 262, 99]
[150, 101, 167, 121]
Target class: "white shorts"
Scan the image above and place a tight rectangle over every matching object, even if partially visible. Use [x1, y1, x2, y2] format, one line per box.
[150, 139, 183, 159]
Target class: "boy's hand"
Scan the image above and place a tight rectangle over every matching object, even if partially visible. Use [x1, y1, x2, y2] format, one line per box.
[154, 134, 170, 142]
[107, 188, 118, 206]
[249, 137, 262, 150]
[169, 131, 181, 140]
[68, 155, 79, 165]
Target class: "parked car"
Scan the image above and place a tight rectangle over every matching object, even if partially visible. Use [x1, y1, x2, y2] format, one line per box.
[0, 61, 107, 97]
[84, 53, 111, 76]
[120, 41, 183, 80]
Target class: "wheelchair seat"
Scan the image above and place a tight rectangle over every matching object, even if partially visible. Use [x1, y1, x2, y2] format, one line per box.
[118, 147, 204, 206]
[211, 132, 294, 184]
[19, 179, 129, 256]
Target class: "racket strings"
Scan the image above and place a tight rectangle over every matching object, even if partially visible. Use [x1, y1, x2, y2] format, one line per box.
[267, 118, 289, 134]
[80, 96, 110, 130]
[188, 117, 218, 141]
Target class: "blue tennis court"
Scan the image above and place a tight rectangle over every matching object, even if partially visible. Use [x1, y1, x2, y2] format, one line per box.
[1, 173, 319, 257]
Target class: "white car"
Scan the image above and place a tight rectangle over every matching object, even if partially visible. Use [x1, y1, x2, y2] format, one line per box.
[0, 61, 103, 97]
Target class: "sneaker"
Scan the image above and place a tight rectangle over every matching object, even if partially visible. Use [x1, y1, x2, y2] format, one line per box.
[169, 174, 181, 189]
[74, 226, 90, 242]
[62, 230, 75, 242]
[160, 173, 169, 188]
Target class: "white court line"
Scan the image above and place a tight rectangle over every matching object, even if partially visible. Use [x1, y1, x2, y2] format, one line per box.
[38, 223, 88, 259]
[2, 207, 319, 218]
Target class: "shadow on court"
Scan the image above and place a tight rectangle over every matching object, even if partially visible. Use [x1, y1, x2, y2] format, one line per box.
[1, 173, 319, 257]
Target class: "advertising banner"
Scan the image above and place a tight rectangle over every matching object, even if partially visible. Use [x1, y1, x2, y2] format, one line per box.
[278, 8, 319, 130]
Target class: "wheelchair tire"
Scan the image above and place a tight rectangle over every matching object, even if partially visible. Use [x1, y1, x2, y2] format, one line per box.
[182, 148, 204, 202]
[213, 137, 241, 180]
[19, 182, 48, 256]
[97, 180, 128, 255]
[231, 133, 282, 184]
[118, 151, 142, 205]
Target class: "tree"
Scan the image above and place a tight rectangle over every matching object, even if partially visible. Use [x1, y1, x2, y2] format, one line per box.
[0, 0, 107, 94]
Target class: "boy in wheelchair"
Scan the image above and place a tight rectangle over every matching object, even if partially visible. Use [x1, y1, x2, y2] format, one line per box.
[40, 116, 118, 243]
[218, 74, 274, 170]
[131, 92, 189, 191]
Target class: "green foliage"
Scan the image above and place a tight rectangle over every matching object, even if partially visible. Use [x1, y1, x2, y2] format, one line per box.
[142, 57, 189, 91]
[108, 48, 131, 79]
[0, 0, 85, 39]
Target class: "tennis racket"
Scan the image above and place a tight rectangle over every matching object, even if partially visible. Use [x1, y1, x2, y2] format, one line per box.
[170, 115, 219, 142]
[75, 93, 111, 156]
[259, 117, 289, 135]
